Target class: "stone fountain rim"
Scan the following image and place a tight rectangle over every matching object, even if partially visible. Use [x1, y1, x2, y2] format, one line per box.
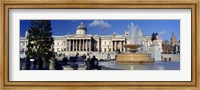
[123, 44, 142, 48]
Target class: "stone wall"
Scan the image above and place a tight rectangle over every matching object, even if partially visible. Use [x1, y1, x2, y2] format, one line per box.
[161, 54, 180, 61]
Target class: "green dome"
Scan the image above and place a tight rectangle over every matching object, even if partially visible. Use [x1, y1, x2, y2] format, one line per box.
[76, 22, 87, 35]
[77, 22, 86, 30]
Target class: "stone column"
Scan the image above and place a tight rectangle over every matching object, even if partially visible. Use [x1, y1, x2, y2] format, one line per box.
[66, 39, 68, 51]
[78, 40, 79, 51]
[119, 41, 121, 52]
[74, 39, 76, 51]
[112, 41, 115, 52]
[73, 39, 75, 51]
[67, 40, 69, 51]
[81, 39, 84, 51]
[111, 41, 113, 52]
[86, 40, 88, 52]
[85, 40, 86, 51]
[84, 40, 86, 51]
[76, 40, 77, 51]
[121, 41, 123, 52]
[78, 39, 79, 51]
[78, 39, 81, 51]
[82, 39, 85, 51]
[79, 39, 80, 51]
[89, 40, 91, 52]
[70, 40, 71, 51]
[81, 39, 83, 51]
[114, 41, 117, 51]
[75, 39, 78, 51]
[70, 40, 72, 51]
[77, 39, 79, 51]
[123, 41, 125, 52]
[97, 41, 99, 52]
[69, 40, 71, 51]
[82, 40, 84, 51]
[120, 41, 122, 52]
[72, 40, 73, 51]
[68, 39, 71, 51]
[113, 41, 115, 51]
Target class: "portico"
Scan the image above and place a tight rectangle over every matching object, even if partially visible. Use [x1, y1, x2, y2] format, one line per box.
[66, 38, 92, 52]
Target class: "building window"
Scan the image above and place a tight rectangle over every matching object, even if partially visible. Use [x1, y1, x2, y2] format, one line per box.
[57, 42, 59, 45]
[57, 48, 59, 52]
[62, 42, 65, 45]
[104, 42, 106, 45]
[64, 48, 66, 51]
[104, 48, 107, 52]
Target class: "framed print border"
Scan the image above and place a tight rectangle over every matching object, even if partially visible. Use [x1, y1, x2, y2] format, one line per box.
[1, 0, 199, 89]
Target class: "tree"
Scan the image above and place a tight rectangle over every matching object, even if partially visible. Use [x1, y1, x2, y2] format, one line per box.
[25, 20, 54, 70]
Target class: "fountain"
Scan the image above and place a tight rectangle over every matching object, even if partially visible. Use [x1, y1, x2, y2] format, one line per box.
[116, 22, 153, 64]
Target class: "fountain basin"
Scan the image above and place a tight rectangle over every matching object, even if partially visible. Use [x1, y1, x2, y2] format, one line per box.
[116, 53, 153, 64]
[123, 44, 142, 49]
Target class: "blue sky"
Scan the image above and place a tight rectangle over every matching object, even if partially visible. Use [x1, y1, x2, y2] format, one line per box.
[20, 20, 180, 41]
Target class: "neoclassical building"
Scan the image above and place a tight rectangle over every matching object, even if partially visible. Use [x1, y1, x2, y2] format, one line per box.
[20, 22, 163, 59]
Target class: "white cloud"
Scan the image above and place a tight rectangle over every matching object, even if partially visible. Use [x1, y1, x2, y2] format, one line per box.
[89, 20, 111, 30]
[158, 30, 167, 35]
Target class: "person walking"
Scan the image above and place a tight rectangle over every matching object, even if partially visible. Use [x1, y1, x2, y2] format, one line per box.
[93, 56, 99, 70]
[85, 54, 90, 69]
[49, 55, 57, 70]
[86, 54, 90, 61]
[107, 53, 111, 60]
[86, 58, 91, 70]
[91, 56, 98, 70]
[62, 55, 68, 65]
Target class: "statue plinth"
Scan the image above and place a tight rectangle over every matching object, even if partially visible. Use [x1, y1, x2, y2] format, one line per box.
[116, 44, 153, 64]
[150, 41, 162, 61]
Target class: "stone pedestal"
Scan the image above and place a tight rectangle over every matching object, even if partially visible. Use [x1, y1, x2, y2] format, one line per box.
[150, 41, 161, 61]
[116, 53, 153, 64]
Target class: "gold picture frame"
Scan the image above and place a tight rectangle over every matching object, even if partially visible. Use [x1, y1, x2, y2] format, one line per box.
[0, 0, 199, 90]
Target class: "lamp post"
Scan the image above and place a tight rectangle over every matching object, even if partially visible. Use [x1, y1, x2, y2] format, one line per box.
[30, 58, 35, 70]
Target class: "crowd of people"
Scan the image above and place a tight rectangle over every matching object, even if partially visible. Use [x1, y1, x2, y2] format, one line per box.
[48, 53, 101, 70]
[20, 53, 102, 70]
[85, 54, 100, 70]
[59, 53, 101, 70]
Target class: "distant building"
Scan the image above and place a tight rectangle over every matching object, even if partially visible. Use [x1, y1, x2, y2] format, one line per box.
[20, 22, 163, 59]
[169, 32, 180, 54]
[170, 32, 178, 47]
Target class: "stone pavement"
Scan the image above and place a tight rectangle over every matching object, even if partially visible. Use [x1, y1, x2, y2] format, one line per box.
[62, 64, 86, 70]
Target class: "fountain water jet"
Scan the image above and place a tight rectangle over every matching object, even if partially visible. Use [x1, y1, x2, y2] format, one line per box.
[116, 22, 153, 64]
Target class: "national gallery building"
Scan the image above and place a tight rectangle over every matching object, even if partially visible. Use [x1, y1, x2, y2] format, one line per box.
[20, 22, 163, 59]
